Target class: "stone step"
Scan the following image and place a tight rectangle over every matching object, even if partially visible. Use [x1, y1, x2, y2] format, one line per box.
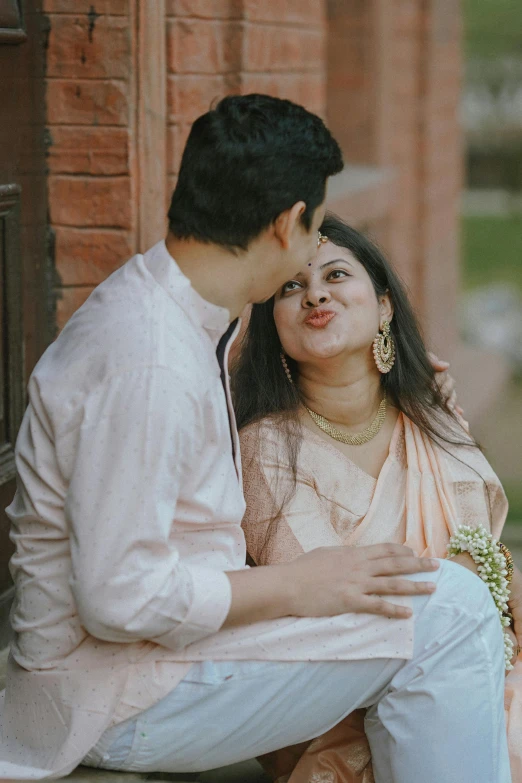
[62, 760, 270, 782]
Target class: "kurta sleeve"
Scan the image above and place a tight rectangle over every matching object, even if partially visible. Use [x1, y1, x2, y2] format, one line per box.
[64, 365, 232, 650]
[239, 422, 341, 566]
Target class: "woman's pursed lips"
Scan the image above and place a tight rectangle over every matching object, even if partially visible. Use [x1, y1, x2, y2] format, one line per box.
[303, 309, 336, 328]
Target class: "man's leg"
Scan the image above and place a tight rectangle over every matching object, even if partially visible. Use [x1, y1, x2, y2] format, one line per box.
[83, 560, 509, 782]
[366, 559, 510, 783]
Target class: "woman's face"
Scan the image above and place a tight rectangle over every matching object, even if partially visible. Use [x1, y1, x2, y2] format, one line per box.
[273, 240, 392, 365]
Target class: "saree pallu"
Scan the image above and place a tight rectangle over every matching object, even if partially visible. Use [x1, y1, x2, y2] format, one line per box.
[240, 413, 520, 783]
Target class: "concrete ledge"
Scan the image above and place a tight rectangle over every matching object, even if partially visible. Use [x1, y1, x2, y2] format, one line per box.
[448, 341, 511, 427]
[62, 760, 268, 783]
[327, 164, 397, 226]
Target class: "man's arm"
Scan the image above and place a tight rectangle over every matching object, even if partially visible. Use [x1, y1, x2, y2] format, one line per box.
[67, 365, 232, 650]
[67, 365, 438, 649]
[225, 545, 439, 626]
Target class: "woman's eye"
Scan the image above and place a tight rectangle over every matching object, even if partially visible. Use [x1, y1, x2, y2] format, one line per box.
[326, 269, 349, 280]
[281, 280, 302, 294]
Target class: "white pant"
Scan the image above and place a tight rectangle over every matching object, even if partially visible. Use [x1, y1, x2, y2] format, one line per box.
[84, 560, 511, 782]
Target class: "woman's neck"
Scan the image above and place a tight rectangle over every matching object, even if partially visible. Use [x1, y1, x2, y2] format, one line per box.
[298, 356, 384, 432]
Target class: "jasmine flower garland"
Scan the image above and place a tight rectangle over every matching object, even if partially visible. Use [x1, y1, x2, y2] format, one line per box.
[447, 525, 515, 671]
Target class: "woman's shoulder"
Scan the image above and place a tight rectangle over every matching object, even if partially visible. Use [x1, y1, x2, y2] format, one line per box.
[239, 414, 289, 447]
[239, 414, 300, 474]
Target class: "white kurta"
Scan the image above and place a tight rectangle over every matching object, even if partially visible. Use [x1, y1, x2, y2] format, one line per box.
[0, 241, 413, 779]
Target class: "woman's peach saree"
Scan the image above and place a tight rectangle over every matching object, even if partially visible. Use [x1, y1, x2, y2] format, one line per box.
[240, 413, 521, 783]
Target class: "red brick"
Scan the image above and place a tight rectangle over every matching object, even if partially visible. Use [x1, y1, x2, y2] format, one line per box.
[55, 227, 132, 285]
[240, 73, 325, 116]
[244, 0, 324, 25]
[48, 127, 129, 175]
[56, 286, 95, 331]
[47, 15, 130, 79]
[167, 0, 242, 18]
[166, 175, 178, 214]
[44, 0, 128, 12]
[167, 124, 192, 174]
[168, 19, 242, 74]
[49, 176, 132, 228]
[47, 79, 129, 125]
[168, 74, 229, 122]
[244, 24, 323, 72]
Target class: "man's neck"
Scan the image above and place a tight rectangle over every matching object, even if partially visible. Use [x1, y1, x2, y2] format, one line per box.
[165, 233, 251, 320]
[298, 355, 384, 431]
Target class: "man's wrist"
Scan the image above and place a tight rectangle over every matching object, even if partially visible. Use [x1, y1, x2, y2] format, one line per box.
[270, 563, 299, 617]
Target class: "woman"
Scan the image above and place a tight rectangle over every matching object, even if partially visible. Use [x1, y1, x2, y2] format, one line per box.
[232, 213, 522, 783]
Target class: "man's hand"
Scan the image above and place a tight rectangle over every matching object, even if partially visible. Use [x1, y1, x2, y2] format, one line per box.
[284, 544, 439, 619]
[428, 352, 464, 416]
[225, 544, 439, 628]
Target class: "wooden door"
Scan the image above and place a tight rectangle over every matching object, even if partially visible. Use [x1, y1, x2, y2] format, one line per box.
[0, 0, 51, 647]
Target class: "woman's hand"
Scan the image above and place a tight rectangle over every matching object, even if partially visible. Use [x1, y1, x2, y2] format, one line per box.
[428, 352, 464, 416]
[508, 564, 522, 657]
[447, 551, 479, 576]
[506, 626, 518, 672]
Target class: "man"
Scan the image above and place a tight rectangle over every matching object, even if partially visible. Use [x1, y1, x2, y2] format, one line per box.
[0, 95, 510, 781]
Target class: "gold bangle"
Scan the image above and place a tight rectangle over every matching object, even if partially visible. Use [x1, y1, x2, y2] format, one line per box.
[499, 542, 515, 584]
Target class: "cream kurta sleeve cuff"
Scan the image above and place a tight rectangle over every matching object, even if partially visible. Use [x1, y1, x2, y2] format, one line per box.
[153, 565, 232, 651]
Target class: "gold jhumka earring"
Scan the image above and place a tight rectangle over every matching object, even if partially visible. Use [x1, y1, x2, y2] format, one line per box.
[373, 320, 396, 374]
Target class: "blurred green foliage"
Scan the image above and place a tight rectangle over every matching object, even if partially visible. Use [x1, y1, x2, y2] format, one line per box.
[465, 0, 522, 58]
[504, 482, 522, 524]
[462, 215, 522, 292]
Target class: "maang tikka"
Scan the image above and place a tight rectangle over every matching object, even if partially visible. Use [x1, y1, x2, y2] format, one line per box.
[373, 320, 396, 374]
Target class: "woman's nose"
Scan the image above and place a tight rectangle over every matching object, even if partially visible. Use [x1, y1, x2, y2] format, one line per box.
[304, 286, 331, 308]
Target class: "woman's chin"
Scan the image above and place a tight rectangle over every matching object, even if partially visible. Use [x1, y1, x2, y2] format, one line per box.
[298, 341, 347, 362]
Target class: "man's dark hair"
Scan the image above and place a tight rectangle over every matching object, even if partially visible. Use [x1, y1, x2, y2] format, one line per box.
[167, 94, 343, 251]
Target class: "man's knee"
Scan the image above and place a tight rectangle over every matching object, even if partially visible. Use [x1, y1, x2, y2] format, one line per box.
[436, 557, 495, 612]
[422, 558, 503, 655]
[409, 558, 504, 665]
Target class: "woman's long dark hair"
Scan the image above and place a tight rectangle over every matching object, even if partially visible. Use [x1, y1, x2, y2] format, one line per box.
[231, 213, 477, 504]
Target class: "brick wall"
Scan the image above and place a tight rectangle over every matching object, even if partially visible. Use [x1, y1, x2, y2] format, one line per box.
[327, 0, 462, 353]
[44, 0, 134, 327]
[43, 0, 462, 356]
[166, 0, 326, 193]
[45, 0, 328, 329]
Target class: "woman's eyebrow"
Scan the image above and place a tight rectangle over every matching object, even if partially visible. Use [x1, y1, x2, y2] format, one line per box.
[319, 258, 353, 270]
[291, 257, 354, 281]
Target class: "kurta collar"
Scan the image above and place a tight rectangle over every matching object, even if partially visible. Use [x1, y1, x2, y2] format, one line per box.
[143, 239, 232, 342]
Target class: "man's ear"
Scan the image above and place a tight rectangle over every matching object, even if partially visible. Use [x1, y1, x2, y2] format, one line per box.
[379, 291, 394, 325]
[273, 201, 306, 249]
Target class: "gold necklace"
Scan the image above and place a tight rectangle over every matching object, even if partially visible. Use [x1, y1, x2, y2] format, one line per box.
[306, 394, 387, 446]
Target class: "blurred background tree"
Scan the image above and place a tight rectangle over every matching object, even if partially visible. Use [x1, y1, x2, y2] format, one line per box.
[462, 0, 522, 526]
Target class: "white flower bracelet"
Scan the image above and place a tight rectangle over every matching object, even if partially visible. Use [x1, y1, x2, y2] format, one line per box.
[447, 524, 515, 671]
